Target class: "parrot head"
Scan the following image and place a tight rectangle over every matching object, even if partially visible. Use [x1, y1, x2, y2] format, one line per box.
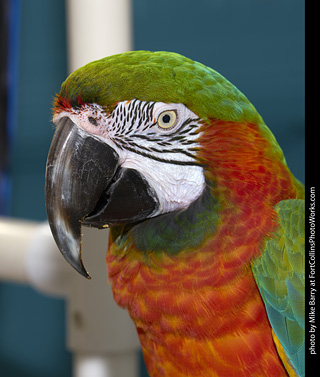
[45, 50, 298, 278]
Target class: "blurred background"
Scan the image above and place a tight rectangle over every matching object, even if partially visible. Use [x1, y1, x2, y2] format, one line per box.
[0, 0, 304, 376]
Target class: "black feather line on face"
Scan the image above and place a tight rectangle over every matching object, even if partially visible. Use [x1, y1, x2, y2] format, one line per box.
[118, 143, 206, 167]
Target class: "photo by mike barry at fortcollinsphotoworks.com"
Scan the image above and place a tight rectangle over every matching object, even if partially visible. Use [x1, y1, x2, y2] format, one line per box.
[308, 187, 316, 357]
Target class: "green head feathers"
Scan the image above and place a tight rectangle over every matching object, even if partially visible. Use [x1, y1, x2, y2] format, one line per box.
[57, 50, 263, 125]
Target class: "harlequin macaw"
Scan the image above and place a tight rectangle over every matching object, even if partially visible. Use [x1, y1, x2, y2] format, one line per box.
[45, 51, 305, 377]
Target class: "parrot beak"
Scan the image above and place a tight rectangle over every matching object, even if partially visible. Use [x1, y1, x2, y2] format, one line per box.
[45, 117, 158, 278]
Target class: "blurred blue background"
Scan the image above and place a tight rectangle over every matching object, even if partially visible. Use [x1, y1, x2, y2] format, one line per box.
[0, 0, 304, 376]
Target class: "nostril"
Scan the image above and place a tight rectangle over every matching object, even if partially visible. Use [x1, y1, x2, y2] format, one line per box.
[88, 116, 98, 126]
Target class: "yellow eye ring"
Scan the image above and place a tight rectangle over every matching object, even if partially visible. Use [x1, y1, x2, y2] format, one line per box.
[157, 110, 177, 129]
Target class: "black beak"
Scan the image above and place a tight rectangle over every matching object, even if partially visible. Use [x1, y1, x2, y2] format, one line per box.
[45, 117, 158, 278]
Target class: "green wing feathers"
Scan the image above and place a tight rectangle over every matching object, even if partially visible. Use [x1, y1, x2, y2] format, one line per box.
[253, 199, 305, 376]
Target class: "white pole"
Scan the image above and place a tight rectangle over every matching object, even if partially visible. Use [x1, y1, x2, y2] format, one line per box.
[0, 217, 38, 283]
[0, 217, 71, 295]
[0, 218, 72, 296]
[67, 227, 140, 377]
[66, 0, 132, 73]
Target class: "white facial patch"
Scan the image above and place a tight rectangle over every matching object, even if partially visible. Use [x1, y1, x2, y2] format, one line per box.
[54, 100, 206, 216]
[122, 152, 205, 215]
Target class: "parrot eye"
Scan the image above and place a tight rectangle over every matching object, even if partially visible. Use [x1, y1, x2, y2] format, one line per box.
[157, 110, 177, 130]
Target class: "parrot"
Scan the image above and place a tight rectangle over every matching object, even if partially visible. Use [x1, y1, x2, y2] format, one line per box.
[45, 51, 305, 377]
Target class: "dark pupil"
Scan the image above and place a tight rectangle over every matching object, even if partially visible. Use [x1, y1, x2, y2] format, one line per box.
[162, 114, 171, 123]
